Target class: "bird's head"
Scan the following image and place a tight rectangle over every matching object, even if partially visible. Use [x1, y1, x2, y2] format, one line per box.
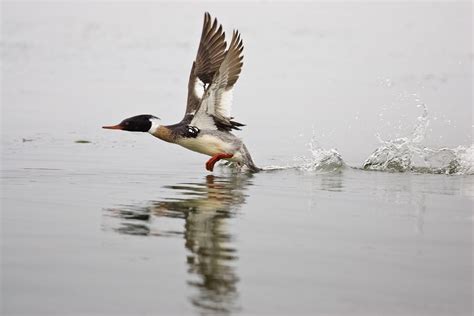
[102, 114, 160, 133]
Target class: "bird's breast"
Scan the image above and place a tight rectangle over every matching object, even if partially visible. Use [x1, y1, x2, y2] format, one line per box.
[177, 134, 235, 157]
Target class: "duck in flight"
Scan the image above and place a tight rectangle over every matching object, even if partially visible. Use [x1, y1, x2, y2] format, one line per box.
[103, 13, 259, 172]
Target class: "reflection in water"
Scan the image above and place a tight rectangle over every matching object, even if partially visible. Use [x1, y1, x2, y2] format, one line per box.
[319, 172, 344, 192]
[306, 170, 430, 236]
[414, 193, 426, 235]
[305, 171, 345, 211]
[104, 174, 252, 315]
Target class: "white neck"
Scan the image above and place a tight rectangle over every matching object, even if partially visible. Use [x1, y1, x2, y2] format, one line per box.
[148, 118, 161, 134]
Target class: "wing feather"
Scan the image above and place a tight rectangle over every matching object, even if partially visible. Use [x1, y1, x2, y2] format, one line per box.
[184, 13, 227, 118]
[191, 30, 245, 131]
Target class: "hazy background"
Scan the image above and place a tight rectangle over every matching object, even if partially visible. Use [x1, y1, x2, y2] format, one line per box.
[1, 1, 472, 166]
[1, 2, 473, 316]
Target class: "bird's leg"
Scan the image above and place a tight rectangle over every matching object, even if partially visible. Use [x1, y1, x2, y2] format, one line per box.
[205, 153, 234, 172]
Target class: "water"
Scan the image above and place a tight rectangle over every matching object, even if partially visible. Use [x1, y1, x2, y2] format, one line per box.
[362, 104, 473, 175]
[1, 2, 473, 316]
[2, 129, 473, 315]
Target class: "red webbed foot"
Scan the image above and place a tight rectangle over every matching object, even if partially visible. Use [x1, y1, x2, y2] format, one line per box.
[205, 153, 234, 172]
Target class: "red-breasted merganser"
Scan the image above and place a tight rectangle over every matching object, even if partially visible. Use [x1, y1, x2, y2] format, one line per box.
[103, 12, 259, 172]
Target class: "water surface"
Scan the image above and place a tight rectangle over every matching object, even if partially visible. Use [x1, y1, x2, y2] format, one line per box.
[2, 138, 473, 315]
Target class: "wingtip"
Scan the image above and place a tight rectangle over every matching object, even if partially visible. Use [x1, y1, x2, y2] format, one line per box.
[205, 12, 218, 24]
[204, 12, 213, 26]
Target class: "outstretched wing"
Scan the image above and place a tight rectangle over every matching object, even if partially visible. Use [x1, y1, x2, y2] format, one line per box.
[190, 30, 245, 131]
[184, 13, 227, 119]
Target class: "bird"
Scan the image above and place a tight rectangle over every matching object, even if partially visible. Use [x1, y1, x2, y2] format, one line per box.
[102, 12, 259, 173]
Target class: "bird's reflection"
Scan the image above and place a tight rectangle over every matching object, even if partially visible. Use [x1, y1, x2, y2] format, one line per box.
[104, 173, 253, 315]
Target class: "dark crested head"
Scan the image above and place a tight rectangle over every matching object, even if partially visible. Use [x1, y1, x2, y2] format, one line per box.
[102, 114, 159, 132]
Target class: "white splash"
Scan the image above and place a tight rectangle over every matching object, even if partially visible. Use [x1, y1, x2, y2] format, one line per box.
[363, 104, 473, 175]
[260, 133, 345, 172]
[295, 132, 345, 172]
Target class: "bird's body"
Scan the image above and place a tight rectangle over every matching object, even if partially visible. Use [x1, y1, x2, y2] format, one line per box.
[149, 123, 258, 171]
[176, 131, 241, 159]
[103, 13, 259, 172]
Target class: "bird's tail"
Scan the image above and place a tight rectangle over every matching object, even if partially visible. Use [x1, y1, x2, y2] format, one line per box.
[241, 144, 261, 173]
